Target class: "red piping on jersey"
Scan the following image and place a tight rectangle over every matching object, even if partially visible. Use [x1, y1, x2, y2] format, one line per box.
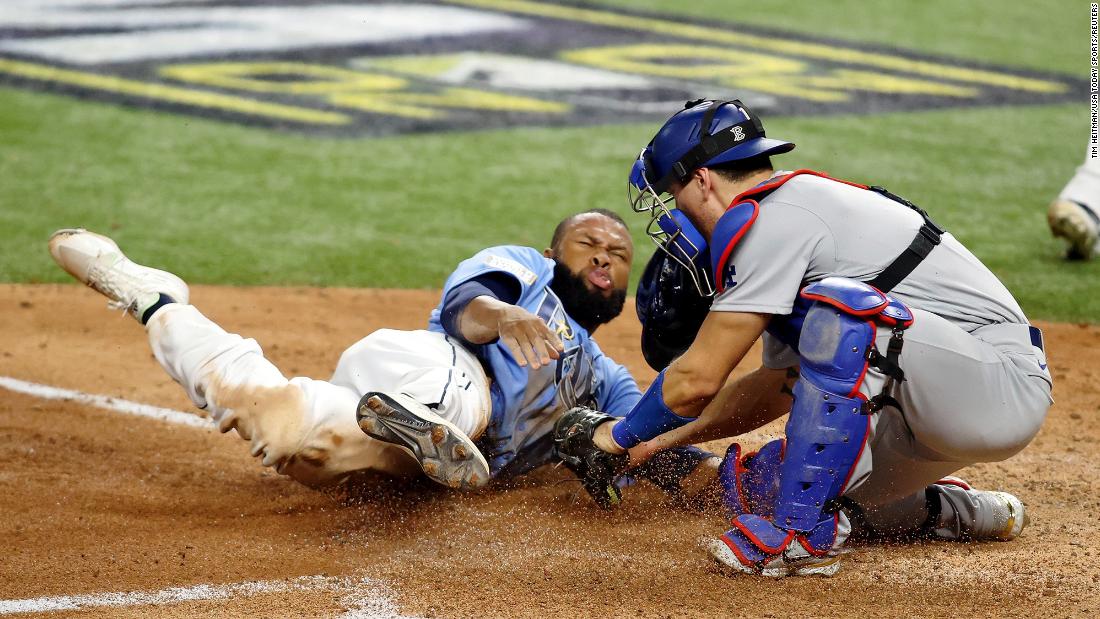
[713, 169, 868, 295]
[713, 199, 760, 294]
[733, 169, 869, 204]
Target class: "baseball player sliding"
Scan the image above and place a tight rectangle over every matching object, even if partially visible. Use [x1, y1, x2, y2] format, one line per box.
[556, 100, 1053, 577]
[47, 210, 718, 501]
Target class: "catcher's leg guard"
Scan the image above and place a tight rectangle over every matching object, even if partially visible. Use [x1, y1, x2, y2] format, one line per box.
[718, 440, 784, 519]
[712, 277, 913, 576]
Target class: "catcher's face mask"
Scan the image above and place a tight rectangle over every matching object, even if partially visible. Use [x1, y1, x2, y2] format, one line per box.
[628, 149, 715, 298]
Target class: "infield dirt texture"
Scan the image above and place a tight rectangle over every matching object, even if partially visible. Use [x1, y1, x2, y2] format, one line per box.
[2, 1, 1099, 617]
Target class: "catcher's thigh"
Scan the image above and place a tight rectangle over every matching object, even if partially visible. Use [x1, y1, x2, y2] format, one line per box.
[846, 309, 1052, 509]
[146, 304, 419, 488]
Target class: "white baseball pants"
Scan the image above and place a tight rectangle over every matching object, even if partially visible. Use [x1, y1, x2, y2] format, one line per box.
[1060, 144, 1100, 209]
[145, 304, 492, 489]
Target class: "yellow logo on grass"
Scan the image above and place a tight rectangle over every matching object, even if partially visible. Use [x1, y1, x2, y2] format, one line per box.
[0, 0, 1081, 135]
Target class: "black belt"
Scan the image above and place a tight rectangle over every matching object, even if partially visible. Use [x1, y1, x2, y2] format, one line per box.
[865, 185, 946, 293]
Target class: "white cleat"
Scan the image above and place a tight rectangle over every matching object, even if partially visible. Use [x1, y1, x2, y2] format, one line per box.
[1048, 199, 1100, 260]
[48, 228, 189, 321]
[705, 537, 842, 578]
[931, 477, 1029, 541]
[983, 491, 1028, 541]
[356, 391, 490, 490]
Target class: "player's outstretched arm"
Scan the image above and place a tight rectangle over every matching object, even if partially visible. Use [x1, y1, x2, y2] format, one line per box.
[589, 310, 768, 456]
[457, 295, 564, 369]
[659, 310, 770, 415]
[627, 365, 796, 466]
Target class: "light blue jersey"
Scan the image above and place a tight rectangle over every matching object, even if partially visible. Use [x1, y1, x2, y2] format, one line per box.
[428, 245, 641, 478]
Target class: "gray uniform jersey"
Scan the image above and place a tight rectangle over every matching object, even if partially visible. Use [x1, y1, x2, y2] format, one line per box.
[708, 171, 1051, 534]
[711, 172, 1031, 369]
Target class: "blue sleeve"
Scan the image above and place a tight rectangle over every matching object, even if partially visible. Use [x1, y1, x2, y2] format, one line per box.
[440, 273, 522, 344]
[593, 349, 642, 417]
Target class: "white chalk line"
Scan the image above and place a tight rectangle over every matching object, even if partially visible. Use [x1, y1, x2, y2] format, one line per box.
[0, 575, 420, 618]
[0, 375, 212, 429]
[0, 377, 422, 618]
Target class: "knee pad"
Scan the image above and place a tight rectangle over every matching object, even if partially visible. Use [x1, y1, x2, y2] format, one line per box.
[774, 277, 913, 532]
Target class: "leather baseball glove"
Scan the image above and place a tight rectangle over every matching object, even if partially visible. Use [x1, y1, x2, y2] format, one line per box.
[552, 406, 629, 509]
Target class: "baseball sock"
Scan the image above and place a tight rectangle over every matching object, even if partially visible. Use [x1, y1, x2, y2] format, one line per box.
[141, 293, 177, 325]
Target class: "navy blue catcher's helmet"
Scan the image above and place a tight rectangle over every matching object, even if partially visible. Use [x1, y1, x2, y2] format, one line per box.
[629, 99, 794, 297]
[636, 245, 713, 371]
[632, 98, 794, 196]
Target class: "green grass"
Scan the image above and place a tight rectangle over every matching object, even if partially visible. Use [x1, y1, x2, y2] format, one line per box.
[590, 0, 1085, 77]
[0, 2, 1095, 322]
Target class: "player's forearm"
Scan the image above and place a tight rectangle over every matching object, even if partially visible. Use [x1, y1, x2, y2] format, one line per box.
[659, 311, 771, 416]
[687, 366, 795, 441]
[627, 366, 794, 461]
[455, 295, 511, 344]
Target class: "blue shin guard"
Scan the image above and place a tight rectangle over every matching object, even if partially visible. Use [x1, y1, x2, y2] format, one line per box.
[716, 277, 911, 574]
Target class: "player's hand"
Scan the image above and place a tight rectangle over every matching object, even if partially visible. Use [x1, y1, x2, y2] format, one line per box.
[495, 305, 564, 369]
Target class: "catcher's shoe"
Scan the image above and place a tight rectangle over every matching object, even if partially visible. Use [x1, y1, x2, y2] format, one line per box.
[1048, 199, 1100, 260]
[927, 477, 1029, 541]
[356, 391, 490, 490]
[48, 228, 188, 322]
[706, 538, 843, 578]
[705, 513, 846, 578]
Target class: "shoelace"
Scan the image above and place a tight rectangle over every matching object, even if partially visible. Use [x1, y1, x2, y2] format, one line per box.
[86, 255, 140, 314]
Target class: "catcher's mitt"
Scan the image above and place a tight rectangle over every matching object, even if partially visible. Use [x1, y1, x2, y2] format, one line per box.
[553, 406, 629, 509]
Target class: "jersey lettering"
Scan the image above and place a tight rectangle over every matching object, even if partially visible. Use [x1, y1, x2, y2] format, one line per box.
[483, 254, 538, 285]
[722, 263, 738, 290]
[535, 290, 595, 408]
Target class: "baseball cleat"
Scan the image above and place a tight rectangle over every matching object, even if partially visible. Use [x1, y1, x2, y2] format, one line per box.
[979, 490, 1029, 541]
[1048, 199, 1100, 260]
[48, 228, 188, 321]
[705, 538, 842, 578]
[356, 391, 490, 490]
[928, 477, 1029, 541]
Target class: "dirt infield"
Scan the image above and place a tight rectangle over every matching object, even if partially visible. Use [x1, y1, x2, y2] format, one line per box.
[1, 283, 1098, 618]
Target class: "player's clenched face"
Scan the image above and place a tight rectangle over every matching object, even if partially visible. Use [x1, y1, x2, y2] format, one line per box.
[544, 213, 633, 329]
[548, 213, 633, 296]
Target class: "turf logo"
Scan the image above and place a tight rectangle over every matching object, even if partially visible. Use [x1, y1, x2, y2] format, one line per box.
[0, 0, 1085, 135]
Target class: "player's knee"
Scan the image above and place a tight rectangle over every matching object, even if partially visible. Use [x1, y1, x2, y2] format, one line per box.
[280, 443, 342, 488]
